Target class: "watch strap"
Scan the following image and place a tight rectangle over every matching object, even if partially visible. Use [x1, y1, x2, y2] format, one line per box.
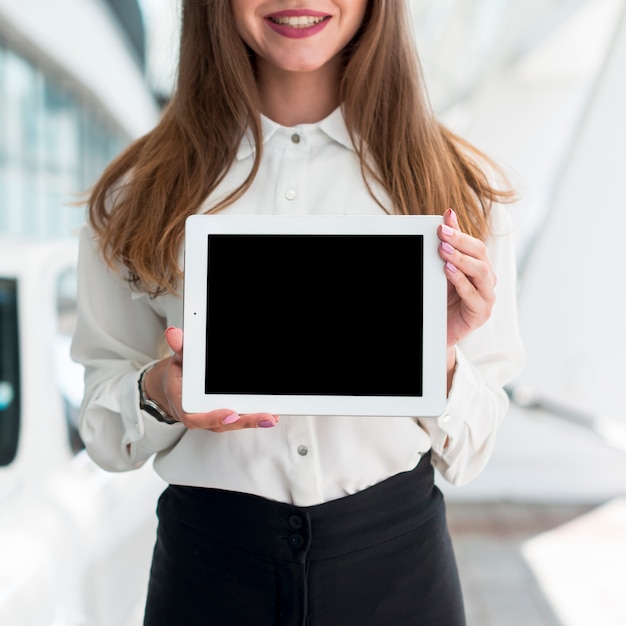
[138, 364, 179, 425]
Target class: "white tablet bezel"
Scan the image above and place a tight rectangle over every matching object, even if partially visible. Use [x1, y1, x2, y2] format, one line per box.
[182, 213, 447, 417]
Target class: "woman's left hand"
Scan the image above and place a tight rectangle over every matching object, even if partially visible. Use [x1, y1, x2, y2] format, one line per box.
[438, 207, 497, 355]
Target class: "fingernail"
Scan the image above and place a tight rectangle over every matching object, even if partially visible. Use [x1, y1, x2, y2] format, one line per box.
[449, 208, 459, 226]
[257, 420, 276, 428]
[222, 412, 240, 425]
[442, 224, 454, 237]
[441, 241, 454, 254]
[445, 261, 458, 273]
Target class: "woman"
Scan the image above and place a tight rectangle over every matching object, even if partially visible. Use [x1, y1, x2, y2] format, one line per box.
[71, 1, 525, 624]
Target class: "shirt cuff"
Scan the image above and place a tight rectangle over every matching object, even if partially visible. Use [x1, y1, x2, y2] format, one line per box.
[421, 346, 474, 458]
[120, 363, 186, 464]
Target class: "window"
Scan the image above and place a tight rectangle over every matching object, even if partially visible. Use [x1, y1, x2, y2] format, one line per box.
[0, 38, 129, 240]
[0, 278, 20, 466]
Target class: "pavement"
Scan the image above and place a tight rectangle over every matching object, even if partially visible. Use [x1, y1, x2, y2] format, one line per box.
[439, 404, 626, 626]
[447, 500, 616, 626]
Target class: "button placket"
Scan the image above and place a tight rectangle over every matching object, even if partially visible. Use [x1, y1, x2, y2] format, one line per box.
[285, 416, 321, 505]
[284, 511, 309, 553]
[275, 131, 306, 214]
[288, 514, 303, 529]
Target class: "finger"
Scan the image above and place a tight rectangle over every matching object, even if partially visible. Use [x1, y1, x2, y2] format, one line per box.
[440, 241, 495, 295]
[443, 207, 459, 229]
[222, 412, 280, 430]
[439, 222, 488, 263]
[444, 261, 479, 302]
[445, 265, 494, 335]
[181, 410, 280, 432]
[241, 413, 280, 425]
[440, 208, 489, 263]
[165, 326, 183, 355]
[205, 412, 280, 432]
[446, 255, 496, 319]
[438, 216, 496, 292]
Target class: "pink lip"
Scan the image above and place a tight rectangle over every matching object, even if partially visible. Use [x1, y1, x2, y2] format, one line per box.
[265, 9, 331, 39]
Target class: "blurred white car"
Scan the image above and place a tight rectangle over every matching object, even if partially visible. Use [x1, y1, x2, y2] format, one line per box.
[0, 239, 166, 626]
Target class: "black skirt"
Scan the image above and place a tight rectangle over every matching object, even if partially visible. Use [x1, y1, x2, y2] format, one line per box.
[143, 451, 466, 626]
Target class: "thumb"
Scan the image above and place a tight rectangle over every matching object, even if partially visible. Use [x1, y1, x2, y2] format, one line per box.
[164, 326, 184, 356]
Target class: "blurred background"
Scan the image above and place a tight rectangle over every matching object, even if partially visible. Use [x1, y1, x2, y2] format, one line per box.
[0, 0, 625, 624]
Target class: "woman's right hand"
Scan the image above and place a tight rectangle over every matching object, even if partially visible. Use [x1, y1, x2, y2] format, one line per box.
[142, 327, 279, 432]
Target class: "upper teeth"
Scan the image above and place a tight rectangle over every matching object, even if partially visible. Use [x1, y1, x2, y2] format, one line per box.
[271, 16, 326, 28]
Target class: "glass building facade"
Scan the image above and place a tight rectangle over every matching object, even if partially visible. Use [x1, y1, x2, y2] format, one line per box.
[0, 38, 129, 240]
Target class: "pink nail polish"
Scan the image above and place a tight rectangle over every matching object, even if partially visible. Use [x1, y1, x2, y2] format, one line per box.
[222, 412, 240, 425]
[446, 261, 458, 273]
[450, 208, 459, 226]
[257, 420, 276, 428]
[441, 241, 454, 254]
[442, 224, 454, 237]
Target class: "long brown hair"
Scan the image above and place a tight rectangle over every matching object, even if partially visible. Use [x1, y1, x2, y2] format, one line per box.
[88, 0, 515, 296]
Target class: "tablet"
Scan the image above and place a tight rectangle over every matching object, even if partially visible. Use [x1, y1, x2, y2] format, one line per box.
[182, 213, 447, 417]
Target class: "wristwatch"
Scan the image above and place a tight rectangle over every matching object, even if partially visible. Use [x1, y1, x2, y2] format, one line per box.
[138, 365, 179, 424]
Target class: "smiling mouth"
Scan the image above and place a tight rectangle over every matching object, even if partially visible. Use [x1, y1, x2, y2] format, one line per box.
[269, 15, 330, 28]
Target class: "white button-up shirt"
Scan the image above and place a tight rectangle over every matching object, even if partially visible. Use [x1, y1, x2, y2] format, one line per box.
[71, 109, 525, 506]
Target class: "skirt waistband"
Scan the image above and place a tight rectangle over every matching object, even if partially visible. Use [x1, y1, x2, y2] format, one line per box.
[159, 451, 441, 564]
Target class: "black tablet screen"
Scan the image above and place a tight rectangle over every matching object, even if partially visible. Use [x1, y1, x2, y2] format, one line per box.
[204, 234, 424, 397]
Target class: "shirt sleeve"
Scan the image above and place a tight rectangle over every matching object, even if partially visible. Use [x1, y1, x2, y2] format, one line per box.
[70, 225, 186, 472]
[418, 203, 525, 485]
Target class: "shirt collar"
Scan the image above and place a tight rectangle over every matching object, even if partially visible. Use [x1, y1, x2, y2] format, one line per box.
[318, 107, 355, 151]
[236, 106, 356, 160]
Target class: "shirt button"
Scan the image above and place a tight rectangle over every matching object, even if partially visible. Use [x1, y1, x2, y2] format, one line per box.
[291, 133, 301, 144]
[285, 189, 296, 201]
[441, 414, 452, 424]
[297, 445, 308, 456]
[289, 533, 304, 549]
[288, 514, 303, 529]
